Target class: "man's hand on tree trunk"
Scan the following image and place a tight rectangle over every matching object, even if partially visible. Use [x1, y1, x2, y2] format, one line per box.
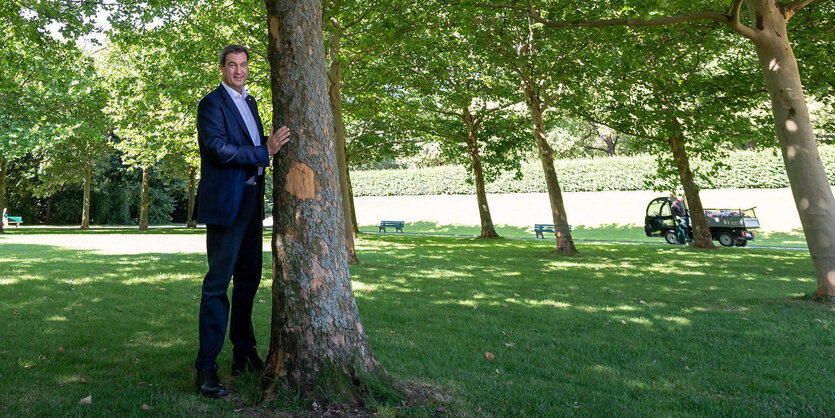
[267, 125, 291, 156]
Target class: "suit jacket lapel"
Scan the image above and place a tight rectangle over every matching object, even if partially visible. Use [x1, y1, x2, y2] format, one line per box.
[217, 85, 255, 145]
[245, 95, 264, 142]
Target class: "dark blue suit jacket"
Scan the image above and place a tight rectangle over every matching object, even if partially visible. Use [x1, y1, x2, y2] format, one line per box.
[196, 85, 270, 226]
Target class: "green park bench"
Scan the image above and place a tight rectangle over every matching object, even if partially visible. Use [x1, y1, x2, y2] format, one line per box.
[534, 223, 571, 239]
[378, 220, 405, 233]
[4, 215, 23, 227]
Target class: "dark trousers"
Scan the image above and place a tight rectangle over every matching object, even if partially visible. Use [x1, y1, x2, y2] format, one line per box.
[195, 180, 263, 371]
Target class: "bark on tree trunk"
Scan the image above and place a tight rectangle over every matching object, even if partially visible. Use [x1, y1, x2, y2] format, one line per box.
[327, 24, 359, 264]
[746, 0, 835, 297]
[45, 196, 51, 225]
[0, 155, 6, 234]
[264, 0, 387, 402]
[187, 165, 197, 228]
[139, 166, 149, 232]
[346, 164, 360, 237]
[525, 88, 577, 254]
[81, 153, 91, 229]
[462, 108, 500, 238]
[668, 122, 714, 249]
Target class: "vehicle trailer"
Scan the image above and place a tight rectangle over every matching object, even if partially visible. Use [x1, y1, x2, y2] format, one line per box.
[643, 197, 760, 247]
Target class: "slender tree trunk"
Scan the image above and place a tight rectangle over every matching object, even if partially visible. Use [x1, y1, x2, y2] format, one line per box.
[81, 154, 92, 229]
[525, 87, 577, 254]
[0, 155, 6, 234]
[264, 0, 387, 402]
[668, 121, 714, 249]
[746, 0, 835, 297]
[346, 164, 359, 237]
[187, 165, 197, 228]
[327, 23, 359, 264]
[45, 196, 51, 225]
[139, 166, 149, 231]
[461, 108, 499, 238]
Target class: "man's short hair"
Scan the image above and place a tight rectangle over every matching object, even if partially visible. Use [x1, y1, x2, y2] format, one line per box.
[219, 44, 249, 66]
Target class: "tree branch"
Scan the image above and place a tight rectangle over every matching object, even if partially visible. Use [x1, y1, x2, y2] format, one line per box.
[484, 1, 760, 41]
[781, 0, 823, 19]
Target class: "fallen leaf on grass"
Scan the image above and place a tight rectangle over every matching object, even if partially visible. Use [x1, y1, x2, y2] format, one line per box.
[506, 380, 513, 385]
[78, 396, 92, 405]
[514, 293, 520, 297]
[58, 346, 64, 353]
[257, 299, 266, 303]
[473, 305, 478, 310]
[159, 287, 166, 291]
[504, 342, 515, 347]
[639, 300, 646, 304]
[485, 352, 495, 361]
[147, 336, 152, 341]
[141, 404, 150, 410]
[80, 378, 87, 384]
[621, 320, 627, 325]
[134, 358, 141, 365]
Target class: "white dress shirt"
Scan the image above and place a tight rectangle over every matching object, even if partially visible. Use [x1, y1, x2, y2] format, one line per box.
[222, 81, 263, 174]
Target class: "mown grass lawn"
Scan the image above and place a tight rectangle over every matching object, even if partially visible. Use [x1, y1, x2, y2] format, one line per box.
[1, 231, 832, 416]
[360, 221, 809, 248]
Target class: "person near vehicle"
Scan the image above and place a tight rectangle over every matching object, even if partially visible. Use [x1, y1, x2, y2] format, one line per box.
[670, 195, 691, 244]
[193, 44, 291, 398]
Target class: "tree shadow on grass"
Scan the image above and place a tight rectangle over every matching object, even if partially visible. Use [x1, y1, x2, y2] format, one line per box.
[351, 234, 832, 416]
[0, 243, 273, 416]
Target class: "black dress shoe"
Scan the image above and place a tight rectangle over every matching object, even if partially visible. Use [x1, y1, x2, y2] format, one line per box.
[196, 370, 229, 398]
[231, 351, 265, 376]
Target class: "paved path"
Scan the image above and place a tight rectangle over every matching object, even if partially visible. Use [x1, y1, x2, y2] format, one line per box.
[354, 188, 815, 232]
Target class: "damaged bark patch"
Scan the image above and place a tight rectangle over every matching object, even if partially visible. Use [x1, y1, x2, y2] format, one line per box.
[285, 160, 316, 199]
[269, 16, 280, 44]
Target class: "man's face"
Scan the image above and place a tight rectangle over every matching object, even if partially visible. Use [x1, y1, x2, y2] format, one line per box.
[220, 52, 248, 93]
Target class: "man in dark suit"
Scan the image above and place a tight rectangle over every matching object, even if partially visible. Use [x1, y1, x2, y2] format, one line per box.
[194, 44, 290, 398]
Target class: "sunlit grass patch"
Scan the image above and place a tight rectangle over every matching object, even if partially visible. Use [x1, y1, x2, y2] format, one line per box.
[0, 232, 831, 416]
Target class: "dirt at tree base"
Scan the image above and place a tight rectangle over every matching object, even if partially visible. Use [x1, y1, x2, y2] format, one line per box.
[231, 381, 451, 417]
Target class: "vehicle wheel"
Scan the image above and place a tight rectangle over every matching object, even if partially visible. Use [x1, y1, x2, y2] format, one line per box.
[735, 239, 748, 247]
[718, 231, 735, 247]
[664, 230, 680, 245]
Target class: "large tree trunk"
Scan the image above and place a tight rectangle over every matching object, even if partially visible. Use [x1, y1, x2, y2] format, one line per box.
[187, 165, 197, 228]
[264, 0, 386, 402]
[746, 0, 835, 297]
[346, 164, 360, 237]
[462, 108, 500, 238]
[81, 153, 91, 229]
[669, 121, 714, 249]
[139, 166, 149, 231]
[0, 155, 6, 234]
[327, 23, 359, 264]
[525, 88, 577, 254]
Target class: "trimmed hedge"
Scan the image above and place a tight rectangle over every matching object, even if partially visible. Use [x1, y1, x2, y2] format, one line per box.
[350, 145, 835, 196]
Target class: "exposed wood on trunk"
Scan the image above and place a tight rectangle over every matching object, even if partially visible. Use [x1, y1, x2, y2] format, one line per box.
[139, 166, 149, 231]
[461, 107, 500, 238]
[327, 22, 359, 264]
[668, 120, 714, 249]
[745, 0, 835, 297]
[81, 153, 91, 229]
[187, 165, 197, 228]
[264, 0, 387, 402]
[525, 87, 577, 254]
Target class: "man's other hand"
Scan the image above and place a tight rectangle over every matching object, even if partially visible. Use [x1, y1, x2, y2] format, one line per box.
[267, 125, 291, 156]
